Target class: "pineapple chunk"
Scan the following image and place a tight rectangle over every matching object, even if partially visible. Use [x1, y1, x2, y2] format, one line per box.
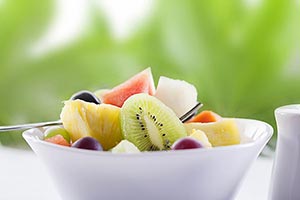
[60, 100, 123, 150]
[189, 129, 212, 148]
[184, 119, 240, 147]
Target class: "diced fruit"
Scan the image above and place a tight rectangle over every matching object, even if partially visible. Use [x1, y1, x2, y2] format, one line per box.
[94, 89, 110, 102]
[111, 140, 140, 153]
[60, 100, 123, 150]
[121, 93, 187, 151]
[154, 76, 198, 117]
[189, 129, 212, 148]
[45, 135, 70, 147]
[72, 137, 103, 151]
[188, 110, 221, 123]
[101, 68, 155, 107]
[171, 137, 203, 150]
[44, 126, 71, 143]
[184, 119, 240, 147]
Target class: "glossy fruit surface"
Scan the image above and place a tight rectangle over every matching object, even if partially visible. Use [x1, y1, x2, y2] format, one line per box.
[171, 137, 203, 150]
[72, 137, 103, 151]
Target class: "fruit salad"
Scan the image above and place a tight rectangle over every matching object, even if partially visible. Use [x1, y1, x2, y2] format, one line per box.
[43, 68, 241, 152]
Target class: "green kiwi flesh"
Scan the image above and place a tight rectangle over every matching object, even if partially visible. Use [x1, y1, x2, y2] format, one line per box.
[121, 93, 187, 151]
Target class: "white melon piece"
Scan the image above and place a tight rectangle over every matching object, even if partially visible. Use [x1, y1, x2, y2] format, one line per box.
[189, 129, 212, 148]
[111, 140, 140, 153]
[154, 76, 198, 117]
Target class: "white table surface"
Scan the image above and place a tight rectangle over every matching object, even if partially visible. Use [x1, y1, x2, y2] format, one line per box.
[0, 147, 274, 200]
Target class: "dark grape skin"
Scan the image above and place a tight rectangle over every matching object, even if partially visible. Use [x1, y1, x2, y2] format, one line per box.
[171, 137, 203, 150]
[72, 137, 103, 151]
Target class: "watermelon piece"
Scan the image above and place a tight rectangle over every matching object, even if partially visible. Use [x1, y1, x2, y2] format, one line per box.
[102, 68, 155, 107]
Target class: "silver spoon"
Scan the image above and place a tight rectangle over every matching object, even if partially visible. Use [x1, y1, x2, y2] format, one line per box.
[0, 93, 202, 132]
[0, 90, 101, 132]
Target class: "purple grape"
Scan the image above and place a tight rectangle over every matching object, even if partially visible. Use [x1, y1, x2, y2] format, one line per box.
[72, 137, 103, 151]
[171, 137, 203, 150]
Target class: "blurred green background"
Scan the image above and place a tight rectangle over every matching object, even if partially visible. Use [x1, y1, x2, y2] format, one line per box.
[0, 0, 299, 148]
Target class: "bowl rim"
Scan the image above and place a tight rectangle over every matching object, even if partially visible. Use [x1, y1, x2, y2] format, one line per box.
[22, 118, 273, 158]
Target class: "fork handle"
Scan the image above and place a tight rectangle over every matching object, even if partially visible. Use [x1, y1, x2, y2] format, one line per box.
[0, 120, 62, 132]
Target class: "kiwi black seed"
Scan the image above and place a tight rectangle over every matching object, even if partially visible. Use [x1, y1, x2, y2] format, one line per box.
[120, 94, 187, 151]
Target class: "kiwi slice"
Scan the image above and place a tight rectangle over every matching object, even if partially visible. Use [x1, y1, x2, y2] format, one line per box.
[121, 94, 187, 151]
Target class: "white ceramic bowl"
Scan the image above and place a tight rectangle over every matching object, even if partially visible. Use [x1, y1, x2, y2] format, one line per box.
[23, 119, 273, 200]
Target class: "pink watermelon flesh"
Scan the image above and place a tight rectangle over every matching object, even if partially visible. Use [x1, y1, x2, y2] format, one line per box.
[102, 68, 155, 107]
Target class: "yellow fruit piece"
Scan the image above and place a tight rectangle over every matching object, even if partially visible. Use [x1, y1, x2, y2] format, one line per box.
[189, 129, 212, 148]
[60, 100, 123, 150]
[184, 119, 240, 147]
